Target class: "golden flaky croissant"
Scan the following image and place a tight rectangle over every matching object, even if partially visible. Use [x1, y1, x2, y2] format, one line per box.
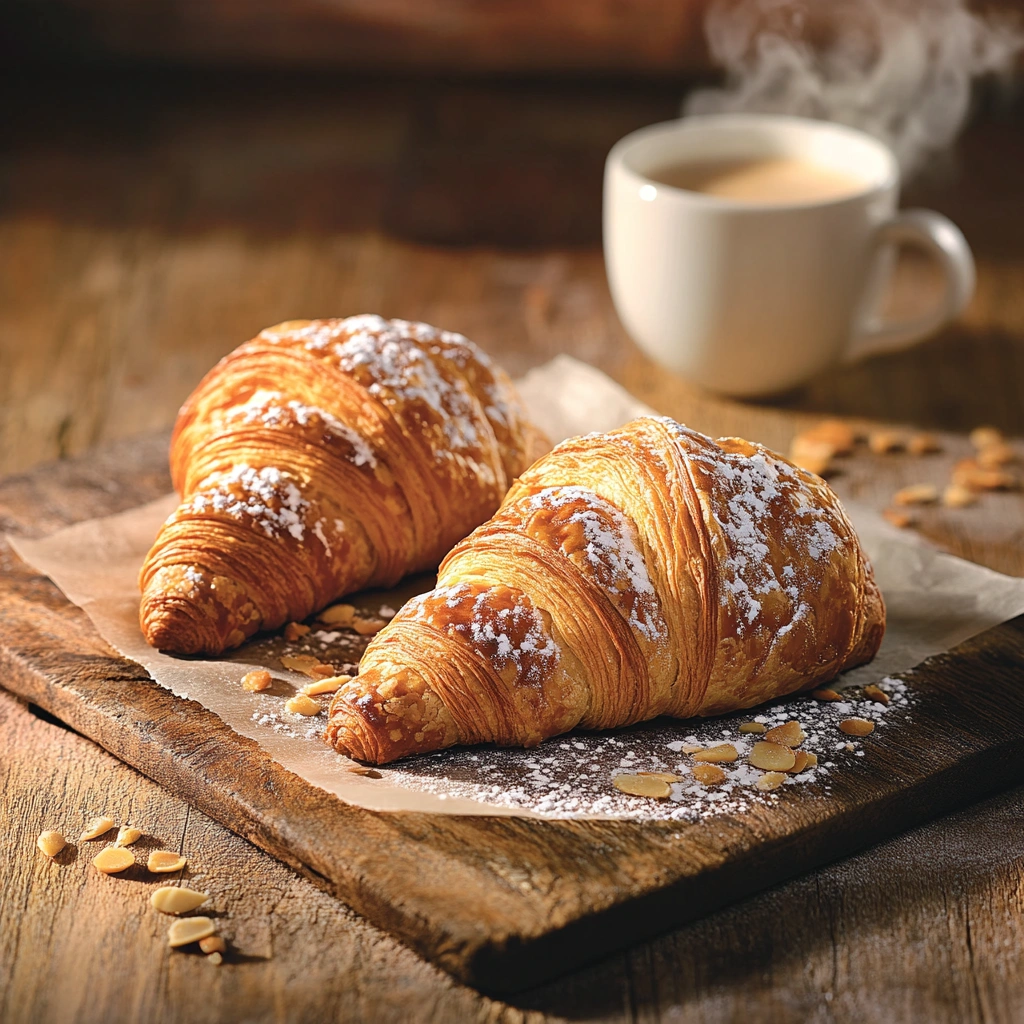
[326, 416, 885, 764]
[139, 315, 549, 655]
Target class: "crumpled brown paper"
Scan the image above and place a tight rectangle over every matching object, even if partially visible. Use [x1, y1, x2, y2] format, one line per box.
[11, 356, 1024, 818]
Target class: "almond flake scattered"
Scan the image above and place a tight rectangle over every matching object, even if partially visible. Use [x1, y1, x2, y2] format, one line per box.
[893, 484, 938, 506]
[285, 694, 322, 717]
[283, 622, 311, 641]
[756, 772, 787, 792]
[748, 741, 797, 772]
[37, 831, 66, 858]
[168, 917, 215, 948]
[738, 722, 766, 734]
[241, 669, 272, 692]
[613, 774, 672, 799]
[79, 816, 115, 841]
[300, 674, 352, 696]
[93, 847, 134, 874]
[691, 744, 738, 763]
[148, 850, 187, 873]
[690, 764, 727, 786]
[907, 433, 941, 455]
[868, 430, 903, 454]
[811, 689, 842, 701]
[764, 721, 804, 748]
[839, 718, 875, 737]
[317, 603, 356, 627]
[863, 685, 890, 705]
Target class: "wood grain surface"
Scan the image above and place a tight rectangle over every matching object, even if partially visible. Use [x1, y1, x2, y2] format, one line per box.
[3, 73, 1024, 1022]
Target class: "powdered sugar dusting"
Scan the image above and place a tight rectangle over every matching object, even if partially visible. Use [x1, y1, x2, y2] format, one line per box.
[524, 486, 666, 643]
[408, 582, 561, 690]
[374, 675, 913, 819]
[185, 464, 312, 543]
[227, 390, 377, 468]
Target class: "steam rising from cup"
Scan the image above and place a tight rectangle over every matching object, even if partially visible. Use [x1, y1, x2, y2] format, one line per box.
[686, 0, 1023, 178]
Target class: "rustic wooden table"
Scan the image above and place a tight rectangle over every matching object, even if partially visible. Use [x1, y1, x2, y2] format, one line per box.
[2, 72, 1023, 1024]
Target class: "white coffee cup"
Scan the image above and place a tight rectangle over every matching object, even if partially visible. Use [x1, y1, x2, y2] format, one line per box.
[603, 114, 975, 396]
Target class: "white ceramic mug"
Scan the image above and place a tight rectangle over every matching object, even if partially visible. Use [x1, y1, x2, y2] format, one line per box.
[603, 114, 975, 396]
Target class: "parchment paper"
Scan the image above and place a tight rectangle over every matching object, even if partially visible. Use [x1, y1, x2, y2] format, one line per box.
[11, 355, 1024, 819]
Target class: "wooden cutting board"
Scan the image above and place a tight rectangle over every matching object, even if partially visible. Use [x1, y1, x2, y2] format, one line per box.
[3, 431, 1024, 995]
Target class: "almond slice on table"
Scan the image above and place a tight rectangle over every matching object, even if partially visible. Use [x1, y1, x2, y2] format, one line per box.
[300, 674, 352, 696]
[788, 436, 835, 476]
[764, 721, 804, 748]
[148, 850, 187, 873]
[893, 484, 938, 506]
[691, 743, 738, 763]
[308, 662, 340, 680]
[168, 917, 216, 948]
[37, 831, 67, 858]
[977, 442, 1017, 468]
[690, 764, 727, 786]
[907, 432, 941, 455]
[970, 426, 1003, 450]
[241, 669, 272, 692]
[199, 935, 226, 955]
[883, 508, 916, 529]
[93, 847, 134, 874]
[317, 603, 356, 627]
[789, 750, 818, 774]
[613, 774, 672, 799]
[151, 886, 209, 914]
[756, 772, 787, 792]
[738, 722, 766, 734]
[863, 684, 890, 705]
[115, 826, 143, 847]
[279, 653, 322, 674]
[352, 617, 387, 636]
[868, 430, 903, 454]
[811, 688, 842, 701]
[636, 771, 684, 782]
[285, 694, 322, 716]
[942, 484, 977, 508]
[839, 718, 875, 737]
[206, 952, 224, 966]
[79, 816, 115, 841]
[283, 621, 311, 641]
[748, 741, 796, 772]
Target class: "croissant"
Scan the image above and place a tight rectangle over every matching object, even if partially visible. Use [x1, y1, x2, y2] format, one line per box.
[139, 315, 549, 655]
[326, 416, 885, 764]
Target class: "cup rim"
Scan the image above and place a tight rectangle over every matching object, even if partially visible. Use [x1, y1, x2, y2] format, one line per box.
[607, 113, 899, 212]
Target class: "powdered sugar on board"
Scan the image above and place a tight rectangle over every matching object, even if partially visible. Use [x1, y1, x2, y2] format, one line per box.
[239, 608, 913, 820]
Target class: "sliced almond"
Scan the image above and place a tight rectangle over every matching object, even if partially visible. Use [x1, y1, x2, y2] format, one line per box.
[691, 743, 738, 763]
[150, 886, 209, 914]
[893, 483, 938, 506]
[764, 721, 804, 748]
[309, 663, 339, 680]
[839, 718, 875, 737]
[285, 694, 322, 717]
[241, 669, 272, 692]
[907, 432, 941, 455]
[168, 917, 215, 948]
[93, 847, 134, 874]
[148, 850, 187, 873]
[789, 436, 834, 476]
[868, 430, 903, 455]
[636, 771, 684, 782]
[690, 764, 727, 786]
[942, 483, 977, 508]
[883, 508, 916, 529]
[317, 603, 356, 627]
[283, 621, 311, 641]
[300, 674, 352, 696]
[353, 617, 387, 636]
[970, 425, 1003, 450]
[199, 935, 226, 954]
[748, 741, 797, 772]
[811, 688, 842, 701]
[951, 459, 1018, 492]
[347, 764, 381, 778]
[79, 816, 115, 841]
[280, 653, 322, 674]
[613, 774, 672, 799]
[37, 830, 66, 858]
[863, 684, 890, 705]
[207, 951, 224, 966]
[756, 771, 787, 791]
[789, 750, 815, 773]
[977, 442, 1017, 468]
[115, 826, 143, 847]
[807, 419, 856, 455]
[680, 743, 704, 754]
[738, 722, 766, 734]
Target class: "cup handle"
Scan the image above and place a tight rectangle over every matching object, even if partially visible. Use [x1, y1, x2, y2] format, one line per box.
[846, 209, 975, 363]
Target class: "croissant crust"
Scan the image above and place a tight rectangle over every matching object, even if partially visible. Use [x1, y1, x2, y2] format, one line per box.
[326, 417, 885, 764]
[139, 315, 549, 655]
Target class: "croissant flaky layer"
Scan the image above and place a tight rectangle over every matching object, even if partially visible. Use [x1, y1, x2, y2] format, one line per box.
[326, 416, 885, 764]
[139, 315, 549, 655]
